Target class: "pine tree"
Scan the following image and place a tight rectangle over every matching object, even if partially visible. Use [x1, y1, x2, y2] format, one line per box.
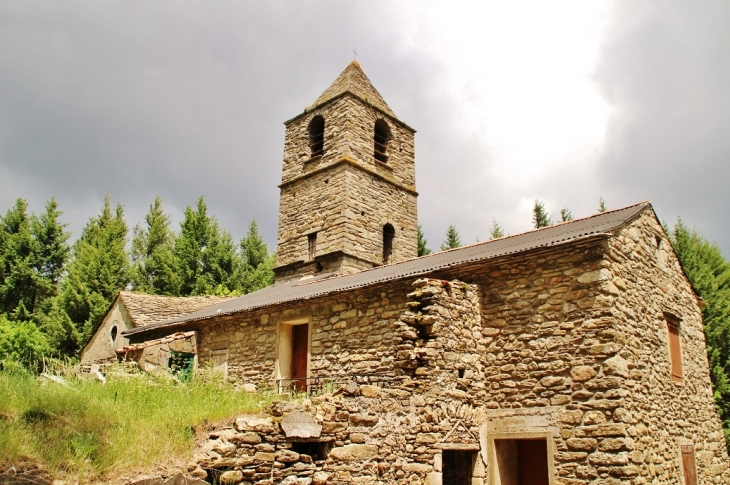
[560, 207, 574, 222]
[417, 224, 431, 256]
[175, 197, 242, 296]
[440, 225, 461, 251]
[130, 197, 179, 295]
[30, 198, 70, 305]
[489, 219, 504, 240]
[239, 220, 275, 293]
[598, 197, 607, 213]
[0, 199, 37, 315]
[667, 220, 730, 449]
[59, 195, 129, 347]
[532, 200, 552, 228]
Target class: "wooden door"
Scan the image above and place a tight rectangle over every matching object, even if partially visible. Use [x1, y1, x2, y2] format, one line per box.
[681, 445, 697, 485]
[292, 324, 309, 392]
[518, 439, 549, 485]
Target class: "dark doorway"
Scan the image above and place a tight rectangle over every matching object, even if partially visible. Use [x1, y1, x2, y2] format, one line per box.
[494, 438, 549, 485]
[169, 351, 195, 382]
[292, 324, 309, 392]
[442, 450, 476, 485]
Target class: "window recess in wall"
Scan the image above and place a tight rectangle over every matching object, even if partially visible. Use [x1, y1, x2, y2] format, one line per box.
[308, 232, 317, 260]
[665, 313, 683, 382]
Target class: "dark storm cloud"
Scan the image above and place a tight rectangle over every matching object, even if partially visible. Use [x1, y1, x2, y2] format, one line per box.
[0, 1, 458, 246]
[594, 1, 730, 254]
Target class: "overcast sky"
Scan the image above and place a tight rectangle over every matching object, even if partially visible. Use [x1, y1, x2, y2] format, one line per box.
[1, 1, 728, 258]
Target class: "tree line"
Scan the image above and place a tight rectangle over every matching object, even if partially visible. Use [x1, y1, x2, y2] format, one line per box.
[0, 195, 274, 364]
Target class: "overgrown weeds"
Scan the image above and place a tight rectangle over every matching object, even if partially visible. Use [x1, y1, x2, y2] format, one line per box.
[0, 361, 280, 482]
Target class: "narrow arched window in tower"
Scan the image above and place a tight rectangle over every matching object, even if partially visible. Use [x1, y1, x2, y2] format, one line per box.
[374, 119, 391, 163]
[383, 223, 395, 264]
[308, 115, 325, 158]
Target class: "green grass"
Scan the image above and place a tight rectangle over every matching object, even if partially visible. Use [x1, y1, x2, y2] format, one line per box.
[0, 362, 279, 482]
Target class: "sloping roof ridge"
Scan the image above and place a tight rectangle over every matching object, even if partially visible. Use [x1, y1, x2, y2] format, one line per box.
[293, 200, 653, 282]
[308, 61, 396, 118]
[434, 199, 653, 256]
[124, 201, 653, 337]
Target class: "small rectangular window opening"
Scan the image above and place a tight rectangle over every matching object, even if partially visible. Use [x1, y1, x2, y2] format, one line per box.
[666, 315, 683, 382]
[442, 450, 477, 485]
[290, 441, 331, 462]
[307, 233, 317, 260]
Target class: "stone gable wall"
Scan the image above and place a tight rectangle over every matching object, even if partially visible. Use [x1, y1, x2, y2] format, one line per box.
[81, 298, 134, 363]
[604, 211, 730, 484]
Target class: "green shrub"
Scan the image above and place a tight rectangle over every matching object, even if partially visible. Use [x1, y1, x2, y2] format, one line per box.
[0, 316, 51, 370]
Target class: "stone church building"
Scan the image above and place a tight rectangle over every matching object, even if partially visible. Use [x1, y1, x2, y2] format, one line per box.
[84, 62, 729, 484]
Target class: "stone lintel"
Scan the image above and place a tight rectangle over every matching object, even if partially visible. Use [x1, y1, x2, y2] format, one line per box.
[278, 156, 419, 196]
[435, 443, 481, 451]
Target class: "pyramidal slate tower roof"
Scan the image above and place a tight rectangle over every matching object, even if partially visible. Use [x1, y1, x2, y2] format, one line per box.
[308, 61, 396, 118]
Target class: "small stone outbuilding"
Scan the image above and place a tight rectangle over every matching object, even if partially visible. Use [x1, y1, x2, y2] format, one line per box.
[106, 62, 729, 484]
[80, 291, 231, 370]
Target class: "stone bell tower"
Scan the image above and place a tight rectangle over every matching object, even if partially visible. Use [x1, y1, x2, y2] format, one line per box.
[274, 61, 418, 282]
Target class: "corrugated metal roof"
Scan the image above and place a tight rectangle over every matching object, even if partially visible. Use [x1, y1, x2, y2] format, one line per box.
[124, 201, 650, 337]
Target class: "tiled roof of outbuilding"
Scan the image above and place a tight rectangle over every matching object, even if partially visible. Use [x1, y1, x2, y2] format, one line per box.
[124, 201, 651, 337]
[118, 292, 234, 327]
[308, 61, 397, 118]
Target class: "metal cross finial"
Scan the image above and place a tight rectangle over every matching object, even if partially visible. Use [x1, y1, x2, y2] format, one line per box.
[353, 49, 358, 60]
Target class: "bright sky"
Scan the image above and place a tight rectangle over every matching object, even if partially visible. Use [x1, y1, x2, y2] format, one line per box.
[1, 1, 729, 255]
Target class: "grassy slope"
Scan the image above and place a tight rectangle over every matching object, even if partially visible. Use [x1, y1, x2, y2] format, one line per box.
[0, 365, 278, 482]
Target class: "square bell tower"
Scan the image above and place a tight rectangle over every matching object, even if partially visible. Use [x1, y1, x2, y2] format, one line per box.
[274, 61, 418, 282]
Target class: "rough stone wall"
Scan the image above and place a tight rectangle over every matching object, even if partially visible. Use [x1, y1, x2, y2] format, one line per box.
[197, 282, 412, 388]
[275, 95, 417, 277]
[119, 331, 198, 373]
[604, 210, 730, 484]
[178, 249, 729, 484]
[81, 297, 134, 363]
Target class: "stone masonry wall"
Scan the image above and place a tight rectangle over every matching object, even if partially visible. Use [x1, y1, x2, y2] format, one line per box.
[604, 210, 730, 484]
[197, 281, 412, 389]
[81, 298, 134, 363]
[276, 95, 418, 275]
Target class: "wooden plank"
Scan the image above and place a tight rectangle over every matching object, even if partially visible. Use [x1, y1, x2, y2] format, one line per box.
[681, 445, 697, 485]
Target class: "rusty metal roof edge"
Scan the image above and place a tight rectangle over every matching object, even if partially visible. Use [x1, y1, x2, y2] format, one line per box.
[124, 201, 651, 337]
[123, 230, 618, 337]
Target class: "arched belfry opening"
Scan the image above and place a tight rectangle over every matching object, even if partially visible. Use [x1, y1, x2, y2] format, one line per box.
[383, 223, 395, 264]
[374, 119, 391, 163]
[308, 115, 325, 158]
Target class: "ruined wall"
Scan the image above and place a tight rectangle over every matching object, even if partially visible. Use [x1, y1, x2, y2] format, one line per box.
[603, 210, 730, 484]
[119, 331, 198, 373]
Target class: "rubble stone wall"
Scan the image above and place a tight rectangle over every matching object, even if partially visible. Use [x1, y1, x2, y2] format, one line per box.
[604, 210, 730, 484]
[197, 282, 412, 389]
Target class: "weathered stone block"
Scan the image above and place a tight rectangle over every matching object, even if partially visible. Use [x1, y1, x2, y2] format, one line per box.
[329, 444, 378, 461]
